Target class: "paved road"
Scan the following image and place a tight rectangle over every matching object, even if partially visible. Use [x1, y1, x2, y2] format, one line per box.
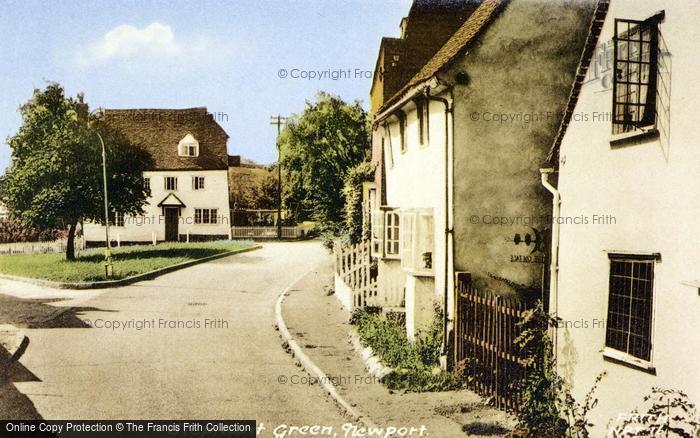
[9, 241, 347, 433]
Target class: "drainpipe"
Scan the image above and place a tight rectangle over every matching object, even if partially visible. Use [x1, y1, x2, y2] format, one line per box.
[426, 87, 453, 357]
[540, 168, 560, 355]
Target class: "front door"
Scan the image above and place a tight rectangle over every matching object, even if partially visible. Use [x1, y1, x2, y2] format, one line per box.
[165, 208, 179, 241]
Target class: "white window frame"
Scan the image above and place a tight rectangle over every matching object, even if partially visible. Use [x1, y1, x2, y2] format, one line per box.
[178, 134, 200, 157]
[384, 209, 400, 259]
[110, 211, 125, 227]
[400, 208, 434, 276]
[144, 177, 151, 192]
[397, 111, 407, 153]
[400, 210, 415, 270]
[165, 176, 178, 191]
[192, 176, 205, 190]
[382, 125, 394, 169]
[194, 208, 218, 225]
[371, 209, 385, 258]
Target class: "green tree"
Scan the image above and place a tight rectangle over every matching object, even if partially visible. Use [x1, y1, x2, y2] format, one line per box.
[4, 83, 152, 260]
[253, 172, 279, 210]
[278, 92, 370, 235]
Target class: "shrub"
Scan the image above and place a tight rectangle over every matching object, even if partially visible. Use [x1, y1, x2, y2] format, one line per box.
[514, 302, 605, 437]
[353, 304, 462, 392]
[0, 218, 62, 243]
[607, 388, 699, 437]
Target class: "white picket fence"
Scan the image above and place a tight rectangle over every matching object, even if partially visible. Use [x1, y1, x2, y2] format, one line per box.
[333, 240, 404, 311]
[0, 239, 76, 256]
[230, 226, 303, 239]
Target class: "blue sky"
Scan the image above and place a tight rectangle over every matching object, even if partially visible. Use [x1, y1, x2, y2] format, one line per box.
[0, 0, 408, 171]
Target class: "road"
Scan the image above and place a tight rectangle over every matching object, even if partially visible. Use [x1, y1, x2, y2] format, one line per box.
[7, 241, 347, 433]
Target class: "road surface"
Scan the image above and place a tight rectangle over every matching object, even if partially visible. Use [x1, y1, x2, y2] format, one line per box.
[6, 241, 347, 433]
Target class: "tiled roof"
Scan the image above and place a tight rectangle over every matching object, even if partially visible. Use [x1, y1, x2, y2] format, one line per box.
[102, 108, 229, 171]
[547, 0, 610, 164]
[379, 0, 505, 113]
[371, 0, 481, 111]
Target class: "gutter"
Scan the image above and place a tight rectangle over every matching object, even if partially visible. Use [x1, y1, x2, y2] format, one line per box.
[373, 77, 441, 128]
[540, 168, 560, 355]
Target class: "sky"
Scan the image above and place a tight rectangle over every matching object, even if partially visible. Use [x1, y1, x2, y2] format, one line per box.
[0, 0, 409, 172]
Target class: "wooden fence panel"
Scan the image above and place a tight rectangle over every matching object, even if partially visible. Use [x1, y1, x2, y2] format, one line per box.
[231, 226, 301, 239]
[455, 276, 533, 412]
[332, 240, 394, 309]
[0, 239, 74, 256]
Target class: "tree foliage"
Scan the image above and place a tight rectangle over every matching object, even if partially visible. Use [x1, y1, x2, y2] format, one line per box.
[343, 161, 374, 243]
[4, 83, 152, 259]
[278, 92, 370, 235]
[230, 165, 279, 211]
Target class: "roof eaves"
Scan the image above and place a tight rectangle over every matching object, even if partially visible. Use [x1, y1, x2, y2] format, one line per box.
[547, 0, 611, 164]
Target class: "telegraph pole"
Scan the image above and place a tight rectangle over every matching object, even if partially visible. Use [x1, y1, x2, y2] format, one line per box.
[270, 114, 288, 240]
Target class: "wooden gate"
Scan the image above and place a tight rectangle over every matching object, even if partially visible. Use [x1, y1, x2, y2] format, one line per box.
[454, 273, 532, 411]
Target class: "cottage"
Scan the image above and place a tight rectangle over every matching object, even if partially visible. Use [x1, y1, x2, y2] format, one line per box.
[548, 0, 700, 433]
[83, 108, 232, 244]
[367, 0, 598, 353]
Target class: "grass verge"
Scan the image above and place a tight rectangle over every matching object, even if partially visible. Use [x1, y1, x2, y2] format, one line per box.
[0, 240, 255, 283]
[352, 305, 462, 392]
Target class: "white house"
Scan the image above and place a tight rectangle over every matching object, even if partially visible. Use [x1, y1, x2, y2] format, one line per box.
[548, 0, 700, 434]
[368, 0, 598, 354]
[83, 108, 232, 244]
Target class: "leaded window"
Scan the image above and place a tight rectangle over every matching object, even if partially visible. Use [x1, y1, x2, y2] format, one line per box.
[605, 254, 655, 361]
[612, 17, 660, 135]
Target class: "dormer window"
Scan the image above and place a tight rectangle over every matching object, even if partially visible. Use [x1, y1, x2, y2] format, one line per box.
[178, 133, 199, 157]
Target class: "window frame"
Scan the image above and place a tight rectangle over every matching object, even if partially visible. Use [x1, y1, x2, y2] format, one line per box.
[415, 98, 429, 147]
[194, 208, 218, 225]
[610, 14, 662, 143]
[400, 208, 434, 276]
[370, 209, 385, 258]
[416, 100, 425, 146]
[178, 134, 200, 157]
[192, 176, 205, 191]
[144, 177, 151, 193]
[109, 211, 125, 227]
[400, 210, 415, 271]
[382, 124, 394, 169]
[165, 176, 178, 191]
[384, 209, 400, 259]
[602, 252, 659, 372]
[397, 110, 407, 153]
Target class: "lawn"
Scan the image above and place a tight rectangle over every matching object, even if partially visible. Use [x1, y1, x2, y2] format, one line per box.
[0, 240, 255, 283]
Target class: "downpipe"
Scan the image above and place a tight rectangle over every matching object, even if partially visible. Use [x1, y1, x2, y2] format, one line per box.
[540, 168, 560, 357]
[426, 87, 454, 362]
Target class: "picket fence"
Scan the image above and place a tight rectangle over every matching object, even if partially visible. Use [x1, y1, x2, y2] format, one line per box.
[230, 226, 302, 239]
[0, 239, 76, 256]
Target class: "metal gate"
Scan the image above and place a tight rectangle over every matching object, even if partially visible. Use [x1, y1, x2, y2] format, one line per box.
[454, 273, 532, 411]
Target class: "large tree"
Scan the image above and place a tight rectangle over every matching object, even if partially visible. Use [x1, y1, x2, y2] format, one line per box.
[278, 92, 370, 234]
[4, 83, 152, 260]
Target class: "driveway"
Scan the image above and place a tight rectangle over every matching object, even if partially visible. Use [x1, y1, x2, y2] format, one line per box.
[2, 241, 347, 432]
